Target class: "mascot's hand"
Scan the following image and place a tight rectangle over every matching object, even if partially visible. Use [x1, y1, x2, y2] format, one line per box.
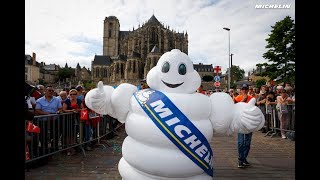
[232, 98, 265, 134]
[85, 81, 114, 115]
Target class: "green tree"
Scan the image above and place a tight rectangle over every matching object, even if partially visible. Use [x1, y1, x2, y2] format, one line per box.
[231, 65, 245, 82]
[255, 78, 267, 89]
[227, 65, 245, 87]
[58, 68, 74, 81]
[202, 75, 214, 82]
[257, 16, 295, 84]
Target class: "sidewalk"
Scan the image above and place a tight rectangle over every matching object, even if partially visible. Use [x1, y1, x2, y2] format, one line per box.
[25, 126, 295, 179]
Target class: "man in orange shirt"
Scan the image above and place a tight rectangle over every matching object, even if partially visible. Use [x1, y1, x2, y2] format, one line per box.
[234, 84, 254, 168]
[234, 84, 253, 103]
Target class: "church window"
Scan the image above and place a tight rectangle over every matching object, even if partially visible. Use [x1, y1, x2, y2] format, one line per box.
[116, 63, 119, 73]
[109, 23, 113, 38]
[95, 68, 99, 77]
[121, 63, 124, 75]
[133, 61, 136, 73]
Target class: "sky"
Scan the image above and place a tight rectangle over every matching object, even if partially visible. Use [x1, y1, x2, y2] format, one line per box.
[25, 0, 295, 75]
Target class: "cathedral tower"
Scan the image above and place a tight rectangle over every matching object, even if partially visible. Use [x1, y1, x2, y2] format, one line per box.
[103, 16, 120, 56]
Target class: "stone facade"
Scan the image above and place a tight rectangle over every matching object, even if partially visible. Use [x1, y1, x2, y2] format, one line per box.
[25, 53, 40, 84]
[193, 63, 215, 79]
[92, 15, 188, 86]
[193, 63, 218, 90]
[75, 63, 91, 83]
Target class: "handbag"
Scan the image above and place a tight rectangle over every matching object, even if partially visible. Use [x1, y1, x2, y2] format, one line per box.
[80, 109, 89, 121]
[26, 121, 40, 133]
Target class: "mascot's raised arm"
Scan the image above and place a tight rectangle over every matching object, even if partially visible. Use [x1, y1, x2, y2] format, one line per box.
[85, 49, 264, 180]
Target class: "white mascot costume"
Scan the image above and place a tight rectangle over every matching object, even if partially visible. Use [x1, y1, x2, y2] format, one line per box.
[85, 49, 265, 179]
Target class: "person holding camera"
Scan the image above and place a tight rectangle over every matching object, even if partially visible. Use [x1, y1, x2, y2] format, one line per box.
[265, 91, 276, 132]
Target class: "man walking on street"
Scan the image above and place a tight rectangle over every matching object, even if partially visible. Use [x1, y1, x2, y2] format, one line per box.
[234, 84, 253, 168]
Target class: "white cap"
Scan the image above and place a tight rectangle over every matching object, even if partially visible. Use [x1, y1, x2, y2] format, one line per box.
[276, 85, 284, 90]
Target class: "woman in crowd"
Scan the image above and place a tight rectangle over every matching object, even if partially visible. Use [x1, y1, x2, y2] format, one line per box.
[62, 89, 84, 155]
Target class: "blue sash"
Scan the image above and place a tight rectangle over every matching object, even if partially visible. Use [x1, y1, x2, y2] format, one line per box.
[134, 89, 214, 177]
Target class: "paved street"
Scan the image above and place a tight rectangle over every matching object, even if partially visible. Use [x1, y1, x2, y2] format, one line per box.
[25, 125, 295, 179]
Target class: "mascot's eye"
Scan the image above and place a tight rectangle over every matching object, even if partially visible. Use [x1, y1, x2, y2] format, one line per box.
[162, 62, 170, 73]
[178, 64, 186, 75]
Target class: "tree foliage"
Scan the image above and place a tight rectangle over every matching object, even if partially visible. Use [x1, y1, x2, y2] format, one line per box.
[256, 16, 295, 84]
[226, 65, 245, 88]
[58, 67, 74, 81]
[227, 65, 245, 83]
[202, 75, 214, 82]
[255, 78, 267, 89]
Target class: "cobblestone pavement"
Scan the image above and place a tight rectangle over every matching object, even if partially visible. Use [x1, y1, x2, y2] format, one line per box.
[25, 126, 295, 180]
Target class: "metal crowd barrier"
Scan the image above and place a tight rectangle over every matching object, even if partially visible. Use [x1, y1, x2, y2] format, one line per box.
[257, 104, 295, 140]
[25, 112, 122, 164]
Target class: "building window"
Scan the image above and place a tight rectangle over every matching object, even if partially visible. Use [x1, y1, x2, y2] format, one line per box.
[25, 74, 28, 81]
[109, 23, 113, 38]
[25, 67, 28, 73]
[95, 67, 99, 77]
[121, 64, 124, 75]
[116, 63, 119, 73]
[133, 61, 136, 73]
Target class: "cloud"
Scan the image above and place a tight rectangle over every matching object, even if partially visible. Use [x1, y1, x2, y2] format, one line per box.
[25, 0, 295, 75]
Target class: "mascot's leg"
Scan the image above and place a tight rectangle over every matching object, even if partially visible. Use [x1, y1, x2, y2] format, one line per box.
[118, 157, 212, 180]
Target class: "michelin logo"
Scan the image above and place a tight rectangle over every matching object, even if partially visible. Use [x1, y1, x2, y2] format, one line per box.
[255, 4, 291, 9]
[135, 89, 155, 105]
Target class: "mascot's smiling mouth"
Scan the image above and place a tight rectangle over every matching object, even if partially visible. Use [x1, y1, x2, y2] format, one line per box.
[161, 80, 184, 88]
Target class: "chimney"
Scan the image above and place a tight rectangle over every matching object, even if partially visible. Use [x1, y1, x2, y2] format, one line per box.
[32, 52, 36, 66]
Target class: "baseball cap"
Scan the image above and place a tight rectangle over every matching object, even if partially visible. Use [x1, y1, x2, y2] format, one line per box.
[276, 85, 284, 90]
[241, 84, 249, 90]
[76, 85, 83, 91]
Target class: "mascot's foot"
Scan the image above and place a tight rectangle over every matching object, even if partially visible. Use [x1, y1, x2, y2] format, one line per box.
[118, 157, 212, 180]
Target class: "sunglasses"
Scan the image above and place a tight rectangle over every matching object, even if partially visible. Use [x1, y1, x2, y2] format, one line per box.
[47, 89, 54, 92]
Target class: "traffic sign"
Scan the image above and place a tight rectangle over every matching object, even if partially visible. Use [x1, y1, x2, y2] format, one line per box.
[214, 81, 220, 87]
[214, 76, 220, 82]
[214, 66, 221, 74]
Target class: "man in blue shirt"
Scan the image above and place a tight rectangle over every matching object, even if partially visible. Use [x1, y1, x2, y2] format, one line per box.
[35, 85, 62, 152]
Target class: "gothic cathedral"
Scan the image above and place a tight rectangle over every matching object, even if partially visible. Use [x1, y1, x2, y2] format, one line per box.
[91, 15, 188, 86]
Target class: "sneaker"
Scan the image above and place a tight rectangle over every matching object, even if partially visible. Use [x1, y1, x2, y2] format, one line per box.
[281, 135, 287, 139]
[243, 160, 250, 166]
[238, 162, 245, 168]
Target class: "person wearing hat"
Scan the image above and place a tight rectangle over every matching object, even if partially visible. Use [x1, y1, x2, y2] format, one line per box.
[233, 83, 255, 168]
[234, 84, 253, 103]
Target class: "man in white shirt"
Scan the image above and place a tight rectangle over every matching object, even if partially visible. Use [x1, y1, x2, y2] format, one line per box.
[25, 96, 36, 111]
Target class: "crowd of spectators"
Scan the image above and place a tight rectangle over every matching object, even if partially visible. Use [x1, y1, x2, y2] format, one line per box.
[229, 83, 295, 139]
[27, 84, 99, 158]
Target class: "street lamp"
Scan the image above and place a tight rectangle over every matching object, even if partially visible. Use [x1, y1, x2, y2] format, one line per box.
[223, 27, 230, 91]
[230, 53, 233, 84]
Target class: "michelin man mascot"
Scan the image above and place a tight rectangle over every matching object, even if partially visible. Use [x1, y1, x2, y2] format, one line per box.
[85, 49, 265, 179]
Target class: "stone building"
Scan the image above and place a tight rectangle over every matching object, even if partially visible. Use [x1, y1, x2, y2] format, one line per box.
[75, 63, 91, 83]
[193, 63, 215, 79]
[41, 63, 60, 84]
[92, 15, 188, 85]
[25, 52, 40, 84]
[193, 63, 217, 90]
